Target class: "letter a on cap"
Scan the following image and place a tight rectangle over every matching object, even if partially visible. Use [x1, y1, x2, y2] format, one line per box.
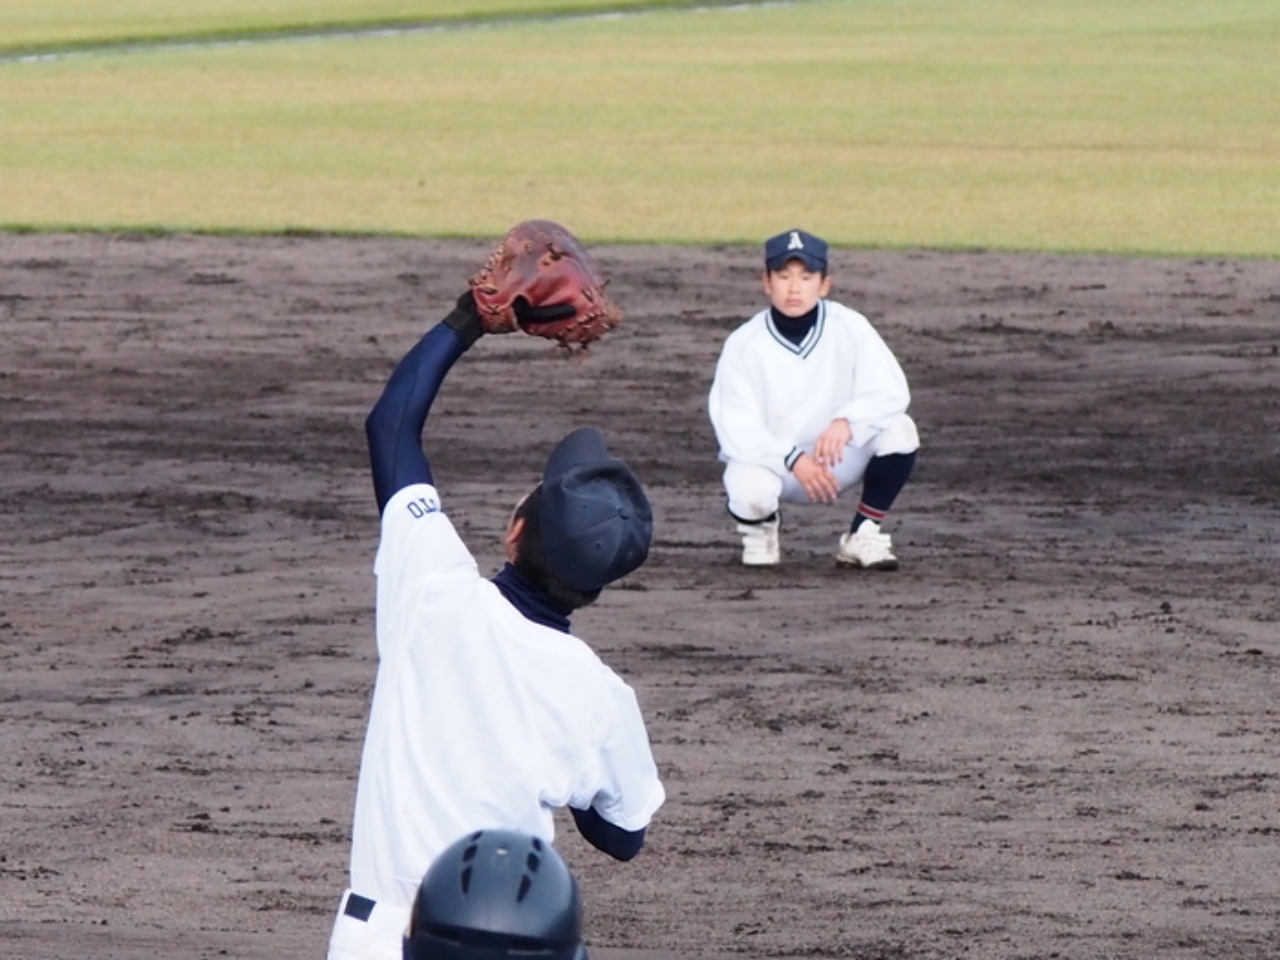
[788, 231, 804, 251]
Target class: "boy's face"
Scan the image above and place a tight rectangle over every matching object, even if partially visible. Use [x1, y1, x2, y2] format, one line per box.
[762, 259, 831, 317]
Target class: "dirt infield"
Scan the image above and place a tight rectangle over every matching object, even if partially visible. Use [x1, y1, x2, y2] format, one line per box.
[1, 233, 1277, 960]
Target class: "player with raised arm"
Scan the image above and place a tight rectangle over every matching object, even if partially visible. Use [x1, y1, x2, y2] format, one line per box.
[326, 222, 664, 960]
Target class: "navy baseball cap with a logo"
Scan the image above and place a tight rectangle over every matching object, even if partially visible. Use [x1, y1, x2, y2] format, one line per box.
[539, 427, 653, 593]
[764, 228, 828, 273]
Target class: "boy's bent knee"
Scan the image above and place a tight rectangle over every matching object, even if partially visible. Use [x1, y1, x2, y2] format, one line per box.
[723, 461, 783, 521]
[874, 414, 920, 456]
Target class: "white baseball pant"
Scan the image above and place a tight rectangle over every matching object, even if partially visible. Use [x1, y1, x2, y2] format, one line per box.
[725, 413, 919, 522]
[327, 889, 412, 960]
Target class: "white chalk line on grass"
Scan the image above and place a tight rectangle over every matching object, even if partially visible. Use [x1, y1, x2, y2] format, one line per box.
[2, 2, 793, 65]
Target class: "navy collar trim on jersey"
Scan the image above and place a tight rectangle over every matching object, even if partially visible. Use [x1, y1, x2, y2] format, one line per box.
[765, 302, 825, 358]
[492, 562, 571, 633]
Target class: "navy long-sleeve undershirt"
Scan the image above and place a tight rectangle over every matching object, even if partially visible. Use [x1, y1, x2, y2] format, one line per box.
[365, 322, 467, 514]
[572, 806, 647, 861]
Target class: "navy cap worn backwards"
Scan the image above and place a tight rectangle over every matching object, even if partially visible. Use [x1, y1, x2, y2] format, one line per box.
[764, 228, 828, 273]
[540, 427, 653, 594]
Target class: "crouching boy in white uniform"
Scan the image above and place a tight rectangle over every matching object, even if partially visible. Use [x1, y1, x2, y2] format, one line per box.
[708, 228, 919, 569]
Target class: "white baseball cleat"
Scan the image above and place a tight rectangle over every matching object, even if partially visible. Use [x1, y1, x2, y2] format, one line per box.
[736, 516, 781, 566]
[836, 520, 899, 570]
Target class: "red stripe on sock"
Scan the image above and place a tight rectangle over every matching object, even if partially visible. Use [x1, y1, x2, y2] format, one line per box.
[857, 503, 887, 522]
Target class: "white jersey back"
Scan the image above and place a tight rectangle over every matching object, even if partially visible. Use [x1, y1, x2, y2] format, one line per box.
[348, 484, 664, 908]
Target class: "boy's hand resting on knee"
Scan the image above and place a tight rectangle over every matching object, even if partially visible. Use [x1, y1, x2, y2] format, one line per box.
[814, 419, 852, 467]
[792, 453, 840, 504]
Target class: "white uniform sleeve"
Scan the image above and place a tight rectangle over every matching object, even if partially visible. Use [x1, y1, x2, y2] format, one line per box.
[568, 679, 665, 832]
[373, 483, 477, 658]
[832, 312, 912, 449]
[708, 325, 794, 476]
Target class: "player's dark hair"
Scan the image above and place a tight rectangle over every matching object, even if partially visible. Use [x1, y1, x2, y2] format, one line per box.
[513, 486, 601, 612]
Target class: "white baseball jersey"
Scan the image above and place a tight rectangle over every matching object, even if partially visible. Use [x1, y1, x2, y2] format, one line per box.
[347, 483, 665, 910]
[708, 300, 911, 475]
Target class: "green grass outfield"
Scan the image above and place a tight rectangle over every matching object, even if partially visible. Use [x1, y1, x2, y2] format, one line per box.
[2, 0, 1277, 257]
[0, 0, 704, 52]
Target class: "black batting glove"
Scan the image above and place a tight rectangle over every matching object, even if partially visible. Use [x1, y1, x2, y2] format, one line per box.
[441, 290, 484, 348]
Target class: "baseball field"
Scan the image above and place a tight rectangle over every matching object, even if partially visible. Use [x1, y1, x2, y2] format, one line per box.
[2, 2, 1279, 960]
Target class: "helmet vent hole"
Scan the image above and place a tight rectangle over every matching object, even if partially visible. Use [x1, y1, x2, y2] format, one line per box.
[516, 875, 532, 902]
[526, 853, 540, 872]
[460, 866, 473, 893]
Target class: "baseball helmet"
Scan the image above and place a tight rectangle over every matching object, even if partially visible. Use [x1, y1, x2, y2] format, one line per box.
[403, 829, 588, 960]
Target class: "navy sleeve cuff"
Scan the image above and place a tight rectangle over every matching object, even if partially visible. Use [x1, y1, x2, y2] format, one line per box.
[570, 805, 646, 862]
[441, 292, 483, 348]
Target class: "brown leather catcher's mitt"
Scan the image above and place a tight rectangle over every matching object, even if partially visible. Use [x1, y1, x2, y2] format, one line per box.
[468, 220, 621, 351]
